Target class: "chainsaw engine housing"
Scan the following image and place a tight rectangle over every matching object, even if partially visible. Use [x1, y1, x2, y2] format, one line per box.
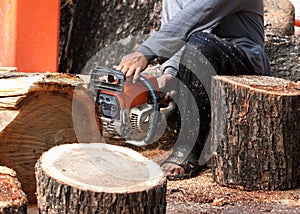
[91, 67, 161, 142]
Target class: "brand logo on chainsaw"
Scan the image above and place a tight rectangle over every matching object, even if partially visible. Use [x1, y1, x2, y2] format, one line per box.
[72, 35, 218, 180]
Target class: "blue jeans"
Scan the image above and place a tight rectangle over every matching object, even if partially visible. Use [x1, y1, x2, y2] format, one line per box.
[185, 31, 255, 76]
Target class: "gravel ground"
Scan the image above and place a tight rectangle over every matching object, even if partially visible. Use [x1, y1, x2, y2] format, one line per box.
[165, 169, 300, 214]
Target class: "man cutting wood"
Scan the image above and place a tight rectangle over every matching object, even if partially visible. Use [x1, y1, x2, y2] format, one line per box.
[115, 0, 271, 180]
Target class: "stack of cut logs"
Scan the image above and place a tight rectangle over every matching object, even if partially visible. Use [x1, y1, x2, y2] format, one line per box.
[0, 71, 101, 204]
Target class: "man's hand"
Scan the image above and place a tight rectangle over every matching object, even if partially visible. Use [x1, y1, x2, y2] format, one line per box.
[157, 73, 177, 101]
[115, 51, 148, 83]
[157, 73, 174, 89]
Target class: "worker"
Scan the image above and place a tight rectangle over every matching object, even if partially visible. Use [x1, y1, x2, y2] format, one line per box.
[115, 0, 271, 180]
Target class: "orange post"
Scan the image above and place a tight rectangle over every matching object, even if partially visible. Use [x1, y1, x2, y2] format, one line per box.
[0, 0, 17, 67]
[0, 0, 60, 72]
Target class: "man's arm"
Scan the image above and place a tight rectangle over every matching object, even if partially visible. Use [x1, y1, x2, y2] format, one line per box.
[117, 0, 245, 81]
[160, 47, 184, 76]
[138, 0, 244, 59]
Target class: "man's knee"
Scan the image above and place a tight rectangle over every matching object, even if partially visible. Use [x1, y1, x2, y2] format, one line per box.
[186, 32, 217, 60]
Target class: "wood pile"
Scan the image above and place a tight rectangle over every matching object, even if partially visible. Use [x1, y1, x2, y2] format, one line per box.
[0, 71, 101, 203]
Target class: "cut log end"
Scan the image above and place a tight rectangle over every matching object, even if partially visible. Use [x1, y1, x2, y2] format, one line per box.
[0, 166, 27, 214]
[216, 75, 300, 96]
[35, 143, 167, 213]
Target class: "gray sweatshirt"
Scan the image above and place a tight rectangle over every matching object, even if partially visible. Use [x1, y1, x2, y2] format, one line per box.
[137, 0, 270, 75]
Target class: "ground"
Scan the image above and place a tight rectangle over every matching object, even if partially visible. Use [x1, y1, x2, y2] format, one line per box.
[166, 169, 300, 213]
[140, 146, 300, 214]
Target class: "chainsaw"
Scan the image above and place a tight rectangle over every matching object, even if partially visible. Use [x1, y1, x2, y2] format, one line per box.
[90, 66, 176, 146]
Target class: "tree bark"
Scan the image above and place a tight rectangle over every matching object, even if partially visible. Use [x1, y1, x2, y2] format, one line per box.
[0, 72, 101, 203]
[211, 75, 300, 190]
[59, 0, 162, 74]
[35, 143, 167, 213]
[264, 0, 295, 36]
[0, 166, 27, 214]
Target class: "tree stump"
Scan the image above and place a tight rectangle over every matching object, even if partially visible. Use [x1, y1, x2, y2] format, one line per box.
[35, 143, 167, 213]
[0, 72, 101, 203]
[0, 166, 27, 213]
[212, 75, 300, 190]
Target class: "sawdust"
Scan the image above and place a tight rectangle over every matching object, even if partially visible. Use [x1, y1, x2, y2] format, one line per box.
[166, 169, 300, 213]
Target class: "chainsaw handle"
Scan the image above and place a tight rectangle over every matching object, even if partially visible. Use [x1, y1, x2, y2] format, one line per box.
[160, 101, 176, 118]
[90, 66, 124, 93]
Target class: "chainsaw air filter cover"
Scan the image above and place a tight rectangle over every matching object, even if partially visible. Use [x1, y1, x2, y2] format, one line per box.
[129, 103, 154, 134]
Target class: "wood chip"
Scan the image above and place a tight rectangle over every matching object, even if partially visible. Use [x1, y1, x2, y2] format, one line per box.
[0, 166, 16, 177]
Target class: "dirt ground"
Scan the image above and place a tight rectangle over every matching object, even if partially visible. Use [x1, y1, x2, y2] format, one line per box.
[166, 169, 300, 213]
[26, 145, 300, 214]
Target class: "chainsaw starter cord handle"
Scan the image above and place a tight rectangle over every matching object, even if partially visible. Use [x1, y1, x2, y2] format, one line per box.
[139, 75, 160, 144]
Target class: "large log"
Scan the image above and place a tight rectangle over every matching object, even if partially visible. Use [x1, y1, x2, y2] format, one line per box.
[0, 72, 101, 203]
[0, 166, 27, 213]
[35, 143, 167, 213]
[59, 0, 162, 73]
[212, 75, 300, 190]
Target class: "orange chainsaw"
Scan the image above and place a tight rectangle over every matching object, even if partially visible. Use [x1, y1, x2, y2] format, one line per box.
[90, 66, 176, 146]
